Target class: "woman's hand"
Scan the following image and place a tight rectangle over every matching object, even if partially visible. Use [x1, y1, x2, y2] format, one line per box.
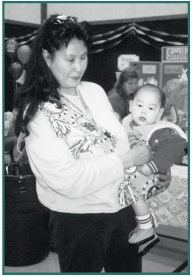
[130, 145, 153, 167]
[152, 168, 172, 196]
[119, 145, 153, 170]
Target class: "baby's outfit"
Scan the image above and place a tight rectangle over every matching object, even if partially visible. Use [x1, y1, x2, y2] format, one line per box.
[118, 114, 187, 255]
[121, 114, 187, 203]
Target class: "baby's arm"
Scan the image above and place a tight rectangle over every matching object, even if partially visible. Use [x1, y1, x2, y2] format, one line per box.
[137, 164, 152, 176]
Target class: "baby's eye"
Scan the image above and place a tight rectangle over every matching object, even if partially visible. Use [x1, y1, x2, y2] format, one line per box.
[149, 107, 154, 110]
[68, 59, 74, 62]
[138, 104, 142, 107]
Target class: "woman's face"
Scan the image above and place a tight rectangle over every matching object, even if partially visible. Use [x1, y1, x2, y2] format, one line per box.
[47, 38, 88, 92]
[122, 78, 138, 97]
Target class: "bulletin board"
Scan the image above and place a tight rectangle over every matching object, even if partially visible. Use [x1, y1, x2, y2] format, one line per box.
[130, 61, 161, 87]
[161, 62, 188, 89]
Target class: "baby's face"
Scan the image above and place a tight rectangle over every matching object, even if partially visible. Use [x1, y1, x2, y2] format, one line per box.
[130, 88, 164, 126]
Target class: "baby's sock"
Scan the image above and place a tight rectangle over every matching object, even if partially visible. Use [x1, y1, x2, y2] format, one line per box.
[136, 214, 152, 230]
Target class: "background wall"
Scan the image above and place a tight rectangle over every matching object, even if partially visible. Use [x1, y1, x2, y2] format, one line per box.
[4, 2, 188, 24]
[47, 3, 188, 23]
[5, 3, 41, 25]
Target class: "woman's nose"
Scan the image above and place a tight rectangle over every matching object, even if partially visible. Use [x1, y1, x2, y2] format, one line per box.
[74, 60, 81, 72]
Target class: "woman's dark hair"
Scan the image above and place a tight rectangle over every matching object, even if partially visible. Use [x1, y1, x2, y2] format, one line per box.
[14, 14, 93, 136]
[114, 66, 140, 100]
[133, 84, 166, 108]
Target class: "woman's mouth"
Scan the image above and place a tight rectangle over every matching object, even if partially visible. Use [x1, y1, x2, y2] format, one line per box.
[71, 76, 80, 81]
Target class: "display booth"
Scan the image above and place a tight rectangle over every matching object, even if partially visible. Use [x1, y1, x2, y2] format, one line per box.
[161, 46, 188, 134]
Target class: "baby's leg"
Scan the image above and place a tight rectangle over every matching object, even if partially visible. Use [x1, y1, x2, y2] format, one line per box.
[132, 196, 149, 216]
[129, 195, 160, 256]
[132, 195, 152, 230]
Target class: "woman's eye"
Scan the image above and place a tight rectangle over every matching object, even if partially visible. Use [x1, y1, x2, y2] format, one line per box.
[68, 59, 74, 62]
[81, 56, 87, 60]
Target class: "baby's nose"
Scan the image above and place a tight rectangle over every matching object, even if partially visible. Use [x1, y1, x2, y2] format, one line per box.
[141, 108, 147, 114]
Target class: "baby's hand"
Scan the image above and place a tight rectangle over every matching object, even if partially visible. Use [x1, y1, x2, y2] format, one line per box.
[137, 164, 152, 176]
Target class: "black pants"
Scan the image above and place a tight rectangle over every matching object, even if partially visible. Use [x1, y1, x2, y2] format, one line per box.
[49, 206, 141, 273]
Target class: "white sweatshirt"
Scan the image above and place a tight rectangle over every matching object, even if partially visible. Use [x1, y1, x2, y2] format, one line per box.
[25, 82, 130, 213]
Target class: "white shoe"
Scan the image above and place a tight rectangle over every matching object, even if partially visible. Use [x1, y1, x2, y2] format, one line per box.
[128, 227, 155, 245]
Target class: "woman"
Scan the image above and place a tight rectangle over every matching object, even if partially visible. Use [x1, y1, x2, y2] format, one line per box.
[108, 66, 139, 121]
[14, 14, 171, 273]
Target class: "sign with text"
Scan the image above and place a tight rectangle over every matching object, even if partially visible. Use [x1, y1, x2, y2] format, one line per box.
[161, 46, 188, 62]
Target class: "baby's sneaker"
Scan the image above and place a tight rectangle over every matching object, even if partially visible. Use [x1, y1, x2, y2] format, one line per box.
[128, 227, 155, 245]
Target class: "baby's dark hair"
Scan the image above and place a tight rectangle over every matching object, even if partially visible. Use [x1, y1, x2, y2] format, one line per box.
[132, 84, 166, 108]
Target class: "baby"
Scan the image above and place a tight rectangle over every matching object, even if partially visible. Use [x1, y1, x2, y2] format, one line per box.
[120, 84, 187, 256]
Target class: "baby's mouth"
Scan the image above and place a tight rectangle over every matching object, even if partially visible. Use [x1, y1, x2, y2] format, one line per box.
[139, 117, 146, 122]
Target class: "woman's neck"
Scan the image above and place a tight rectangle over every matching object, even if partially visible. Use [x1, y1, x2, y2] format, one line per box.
[60, 87, 78, 96]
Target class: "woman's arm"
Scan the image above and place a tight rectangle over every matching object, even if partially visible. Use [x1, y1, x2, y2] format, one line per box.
[26, 135, 152, 199]
[26, 135, 124, 199]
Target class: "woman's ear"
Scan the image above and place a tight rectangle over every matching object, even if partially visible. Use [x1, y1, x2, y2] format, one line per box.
[42, 50, 51, 67]
[157, 107, 164, 121]
[129, 100, 133, 112]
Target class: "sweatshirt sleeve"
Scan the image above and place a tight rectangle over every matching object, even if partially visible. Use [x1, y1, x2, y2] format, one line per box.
[122, 115, 132, 134]
[147, 128, 187, 174]
[26, 134, 124, 199]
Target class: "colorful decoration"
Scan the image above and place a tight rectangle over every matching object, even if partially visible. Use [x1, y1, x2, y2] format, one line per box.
[16, 69, 26, 85]
[4, 111, 13, 136]
[90, 22, 187, 53]
[5, 22, 188, 54]
[5, 38, 19, 59]
[8, 62, 23, 81]
[17, 45, 31, 65]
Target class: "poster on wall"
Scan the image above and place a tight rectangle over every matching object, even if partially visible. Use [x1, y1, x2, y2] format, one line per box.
[117, 54, 139, 71]
[161, 46, 188, 133]
[130, 61, 161, 87]
[116, 55, 140, 79]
